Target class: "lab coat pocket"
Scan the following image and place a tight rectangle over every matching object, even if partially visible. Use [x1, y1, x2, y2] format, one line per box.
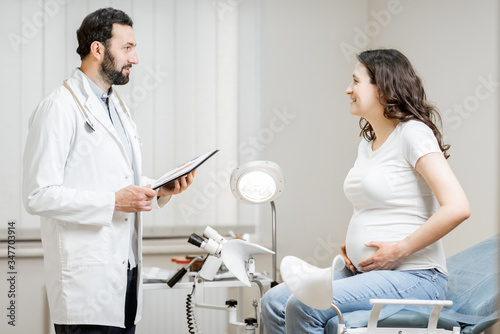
[58, 221, 110, 268]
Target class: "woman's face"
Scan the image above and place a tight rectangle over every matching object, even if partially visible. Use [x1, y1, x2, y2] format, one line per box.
[345, 62, 384, 119]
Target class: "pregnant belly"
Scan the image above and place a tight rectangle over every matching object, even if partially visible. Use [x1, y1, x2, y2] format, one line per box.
[345, 228, 377, 271]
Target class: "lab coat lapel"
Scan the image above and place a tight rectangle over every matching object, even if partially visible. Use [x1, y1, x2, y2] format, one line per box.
[70, 70, 131, 165]
[84, 95, 132, 165]
[110, 92, 142, 179]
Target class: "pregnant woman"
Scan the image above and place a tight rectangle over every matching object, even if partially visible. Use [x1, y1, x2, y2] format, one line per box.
[261, 49, 470, 333]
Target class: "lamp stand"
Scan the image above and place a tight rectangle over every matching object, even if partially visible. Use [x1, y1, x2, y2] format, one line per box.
[270, 201, 278, 288]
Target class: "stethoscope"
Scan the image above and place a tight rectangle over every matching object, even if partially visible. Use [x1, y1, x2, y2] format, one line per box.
[63, 80, 132, 133]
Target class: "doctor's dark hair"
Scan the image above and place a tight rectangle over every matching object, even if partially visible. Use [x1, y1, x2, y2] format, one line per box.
[357, 49, 450, 159]
[76, 7, 133, 60]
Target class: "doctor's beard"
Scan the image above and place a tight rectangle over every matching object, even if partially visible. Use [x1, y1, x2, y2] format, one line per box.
[100, 49, 132, 86]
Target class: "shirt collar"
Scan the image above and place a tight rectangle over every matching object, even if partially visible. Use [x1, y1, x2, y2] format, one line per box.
[80, 70, 114, 103]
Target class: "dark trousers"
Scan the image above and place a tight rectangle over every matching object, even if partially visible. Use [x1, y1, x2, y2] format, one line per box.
[55, 266, 138, 334]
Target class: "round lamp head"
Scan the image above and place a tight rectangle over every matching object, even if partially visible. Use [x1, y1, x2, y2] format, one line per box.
[231, 161, 284, 204]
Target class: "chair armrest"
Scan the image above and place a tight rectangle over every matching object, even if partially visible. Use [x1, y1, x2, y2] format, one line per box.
[367, 299, 453, 331]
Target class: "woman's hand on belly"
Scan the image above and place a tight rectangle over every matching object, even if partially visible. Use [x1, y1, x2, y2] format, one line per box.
[340, 244, 359, 274]
[357, 241, 407, 272]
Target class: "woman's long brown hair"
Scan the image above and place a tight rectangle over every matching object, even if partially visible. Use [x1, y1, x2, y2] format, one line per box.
[357, 49, 450, 159]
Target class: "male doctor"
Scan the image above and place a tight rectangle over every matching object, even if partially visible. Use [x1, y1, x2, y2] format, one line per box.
[22, 8, 194, 334]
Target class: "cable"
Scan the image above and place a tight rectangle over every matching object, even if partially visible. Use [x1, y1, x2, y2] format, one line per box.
[186, 287, 196, 334]
[186, 285, 202, 334]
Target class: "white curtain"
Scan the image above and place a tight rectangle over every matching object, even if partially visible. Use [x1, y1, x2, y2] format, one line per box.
[0, 0, 262, 239]
[135, 0, 263, 236]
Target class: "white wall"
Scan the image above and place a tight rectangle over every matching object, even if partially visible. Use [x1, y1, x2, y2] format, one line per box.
[258, 0, 364, 267]
[260, 0, 499, 269]
[1, 1, 498, 333]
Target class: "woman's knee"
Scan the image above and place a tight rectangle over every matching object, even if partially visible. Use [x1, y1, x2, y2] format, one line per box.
[285, 296, 334, 331]
[261, 283, 290, 319]
[285, 295, 307, 316]
[260, 289, 275, 318]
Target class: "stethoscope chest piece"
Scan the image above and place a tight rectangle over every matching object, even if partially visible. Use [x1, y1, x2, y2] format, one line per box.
[85, 119, 96, 132]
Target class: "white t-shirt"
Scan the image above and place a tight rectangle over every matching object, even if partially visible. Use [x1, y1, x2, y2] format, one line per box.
[343, 120, 447, 274]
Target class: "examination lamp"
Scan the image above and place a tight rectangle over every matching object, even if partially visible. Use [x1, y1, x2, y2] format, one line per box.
[230, 161, 285, 287]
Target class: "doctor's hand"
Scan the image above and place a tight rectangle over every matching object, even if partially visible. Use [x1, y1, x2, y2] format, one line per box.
[157, 170, 196, 198]
[340, 244, 358, 274]
[357, 241, 407, 272]
[115, 185, 158, 213]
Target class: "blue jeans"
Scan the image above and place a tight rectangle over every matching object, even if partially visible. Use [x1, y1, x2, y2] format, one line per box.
[261, 268, 447, 333]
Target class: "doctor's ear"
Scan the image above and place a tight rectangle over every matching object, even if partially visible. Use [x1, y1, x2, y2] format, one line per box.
[89, 41, 105, 61]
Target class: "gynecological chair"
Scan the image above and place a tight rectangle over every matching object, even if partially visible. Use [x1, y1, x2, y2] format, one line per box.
[281, 235, 499, 334]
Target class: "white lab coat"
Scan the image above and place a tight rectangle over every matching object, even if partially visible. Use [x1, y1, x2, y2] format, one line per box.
[23, 69, 165, 327]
